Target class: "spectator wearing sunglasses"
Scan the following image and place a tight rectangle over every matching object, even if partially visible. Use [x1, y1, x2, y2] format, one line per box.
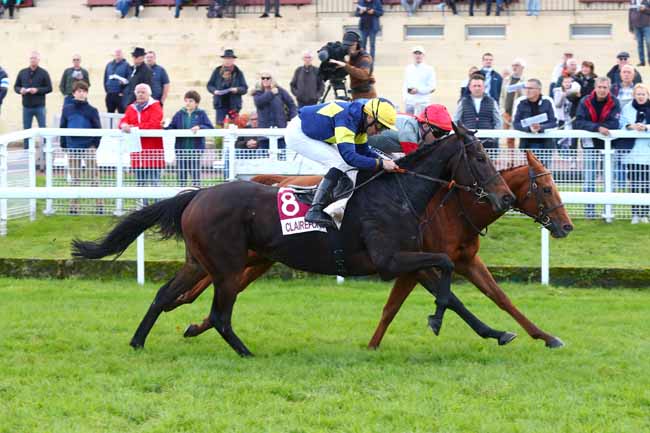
[252, 71, 297, 149]
[59, 54, 90, 106]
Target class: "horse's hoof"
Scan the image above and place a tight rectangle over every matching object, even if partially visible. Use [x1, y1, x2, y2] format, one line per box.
[130, 340, 144, 350]
[428, 315, 442, 336]
[498, 332, 517, 346]
[546, 337, 565, 349]
[183, 324, 200, 338]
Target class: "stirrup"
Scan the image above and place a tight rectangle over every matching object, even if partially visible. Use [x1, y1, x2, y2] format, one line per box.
[305, 208, 336, 229]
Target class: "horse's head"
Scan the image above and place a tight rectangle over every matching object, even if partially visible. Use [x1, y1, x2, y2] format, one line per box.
[446, 122, 515, 213]
[517, 151, 574, 238]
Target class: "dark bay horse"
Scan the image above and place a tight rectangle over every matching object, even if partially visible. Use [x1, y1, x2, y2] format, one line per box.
[175, 152, 573, 349]
[72, 123, 514, 356]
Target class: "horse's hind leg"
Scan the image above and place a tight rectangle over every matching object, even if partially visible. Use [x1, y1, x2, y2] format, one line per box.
[184, 260, 274, 338]
[368, 274, 418, 349]
[130, 260, 206, 349]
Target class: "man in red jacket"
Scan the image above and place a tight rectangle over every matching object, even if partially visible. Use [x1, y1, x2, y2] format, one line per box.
[119, 83, 164, 192]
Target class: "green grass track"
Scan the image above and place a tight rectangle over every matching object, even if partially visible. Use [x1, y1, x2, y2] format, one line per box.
[1, 278, 649, 433]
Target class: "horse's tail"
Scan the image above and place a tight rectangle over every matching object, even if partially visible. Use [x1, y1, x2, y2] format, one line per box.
[71, 189, 201, 260]
[250, 174, 290, 186]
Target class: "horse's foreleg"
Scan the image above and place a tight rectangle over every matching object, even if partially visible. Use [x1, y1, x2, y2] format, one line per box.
[458, 256, 563, 348]
[184, 260, 274, 338]
[208, 275, 253, 357]
[416, 268, 516, 346]
[367, 274, 418, 349]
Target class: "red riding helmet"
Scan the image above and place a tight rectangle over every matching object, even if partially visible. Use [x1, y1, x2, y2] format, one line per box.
[416, 104, 453, 132]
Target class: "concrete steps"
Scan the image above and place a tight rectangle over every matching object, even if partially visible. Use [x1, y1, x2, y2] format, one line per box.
[0, 7, 634, 133]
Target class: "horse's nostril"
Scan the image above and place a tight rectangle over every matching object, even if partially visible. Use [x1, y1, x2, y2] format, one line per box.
[563, 224, 574, 232]
[502, 194, 514, 205]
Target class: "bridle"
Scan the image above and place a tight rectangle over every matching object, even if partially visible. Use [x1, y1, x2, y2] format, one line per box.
[453, 165, 565, 237]
[514, 167, 565, 229]
[393, 134, 504, 243]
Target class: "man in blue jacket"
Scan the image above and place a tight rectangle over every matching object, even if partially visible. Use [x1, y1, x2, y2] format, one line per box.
[59, 81, 101, 150]
[103, 48, 132, 113]
[59, 81, 102, 214]
[480, 53, 503, 104]
[285, 98, 399, 229]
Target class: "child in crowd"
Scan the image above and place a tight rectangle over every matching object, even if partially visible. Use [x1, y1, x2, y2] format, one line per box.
[165, 90, 214, 187]
[59, 81, 102, 214]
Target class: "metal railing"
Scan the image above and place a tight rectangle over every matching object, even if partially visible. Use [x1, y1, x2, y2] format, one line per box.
[1, 126, 650, 285]
[316, 0, 629, 14]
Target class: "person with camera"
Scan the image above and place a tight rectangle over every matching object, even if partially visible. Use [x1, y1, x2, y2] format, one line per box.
[285, 98, 398, 229]
[326, 31, 376, 101]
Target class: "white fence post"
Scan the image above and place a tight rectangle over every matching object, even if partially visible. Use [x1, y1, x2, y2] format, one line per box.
[541, 227, 550, 285]
[0, 142, 7, 236]
[43, 136, 54, 215]
[226, 126, 237, 181]
[137, 233, 145, 286]
[114, 137, 124, 216]
[603, 138, 614, 223]
[28, 138, 36, 221]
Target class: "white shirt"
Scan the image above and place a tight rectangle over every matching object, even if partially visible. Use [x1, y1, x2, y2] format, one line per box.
[617, 84, 634, 108]
[472, 97, 483, 114]
[403, 62, 436, 107]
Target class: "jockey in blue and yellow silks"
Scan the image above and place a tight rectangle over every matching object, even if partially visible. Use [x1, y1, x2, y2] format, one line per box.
[285, 97, 399, 229]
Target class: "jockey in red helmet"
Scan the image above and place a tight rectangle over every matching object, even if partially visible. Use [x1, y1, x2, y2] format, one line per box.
[367, 103, 454, 155]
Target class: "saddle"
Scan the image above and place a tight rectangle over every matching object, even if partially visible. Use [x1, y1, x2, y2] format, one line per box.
[288, 175, 354, 205]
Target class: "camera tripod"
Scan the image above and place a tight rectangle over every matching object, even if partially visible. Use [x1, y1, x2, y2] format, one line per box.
[320, 79, 350, 103]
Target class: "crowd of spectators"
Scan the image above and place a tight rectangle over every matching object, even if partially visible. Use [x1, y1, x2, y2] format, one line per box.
[2, 4, 650, 221]
[451, 50, 650, 222]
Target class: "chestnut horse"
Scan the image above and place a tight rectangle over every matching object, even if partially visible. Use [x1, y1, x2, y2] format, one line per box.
[72, 124, 515, 355]
[176, 151, 573, 349]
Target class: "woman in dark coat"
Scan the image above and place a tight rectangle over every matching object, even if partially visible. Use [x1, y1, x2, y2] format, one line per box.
[252, 71, 297, 150]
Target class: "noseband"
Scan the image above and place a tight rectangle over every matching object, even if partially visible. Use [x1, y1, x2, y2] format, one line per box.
[515, 167, 565, 229]
[440, 136, 501, 205]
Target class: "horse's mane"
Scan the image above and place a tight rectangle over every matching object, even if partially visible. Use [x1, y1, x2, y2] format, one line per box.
[395, 134, 456, 169]
[498, 164, 527, 174]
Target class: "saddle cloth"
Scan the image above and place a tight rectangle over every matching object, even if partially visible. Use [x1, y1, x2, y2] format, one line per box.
[276, 175, 354, 233]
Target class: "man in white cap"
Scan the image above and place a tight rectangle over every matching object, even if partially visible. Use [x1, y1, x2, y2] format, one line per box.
[402, 46, 436, 116]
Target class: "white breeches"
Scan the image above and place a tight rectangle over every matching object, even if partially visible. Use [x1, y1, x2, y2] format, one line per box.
[285, 116, 357, 184]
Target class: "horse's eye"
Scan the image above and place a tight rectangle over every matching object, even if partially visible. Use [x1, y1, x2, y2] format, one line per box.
[476, 157, 485, 163]
[543, 187, 551, 194]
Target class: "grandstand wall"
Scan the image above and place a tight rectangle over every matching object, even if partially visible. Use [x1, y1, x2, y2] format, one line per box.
[0, 1, 632, 135]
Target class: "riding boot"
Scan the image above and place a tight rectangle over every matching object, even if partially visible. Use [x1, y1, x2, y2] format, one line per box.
[305, 168, 343, 229]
